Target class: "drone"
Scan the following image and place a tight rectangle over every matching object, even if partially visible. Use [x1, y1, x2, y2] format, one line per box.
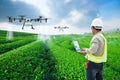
[54, 26, 69, 31]
[7, 15, 50, 30]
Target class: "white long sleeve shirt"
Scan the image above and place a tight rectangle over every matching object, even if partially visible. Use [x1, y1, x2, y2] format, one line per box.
[86, 32, 105, 56]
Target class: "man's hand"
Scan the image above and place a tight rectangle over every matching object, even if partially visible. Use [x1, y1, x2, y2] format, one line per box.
[80, 48, 87, 55]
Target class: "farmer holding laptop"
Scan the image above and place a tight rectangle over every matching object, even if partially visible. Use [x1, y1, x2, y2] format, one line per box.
[80, 18, 107, 80]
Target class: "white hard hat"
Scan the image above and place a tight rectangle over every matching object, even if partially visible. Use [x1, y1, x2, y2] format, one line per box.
[91, 18, 103, 29]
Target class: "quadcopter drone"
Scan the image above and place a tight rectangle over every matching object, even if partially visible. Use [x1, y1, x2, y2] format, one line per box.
[54, 26, 69, 31]
[7, 15, 50, 30]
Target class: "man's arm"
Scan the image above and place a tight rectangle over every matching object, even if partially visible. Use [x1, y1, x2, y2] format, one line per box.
[80, 38, 99, 55]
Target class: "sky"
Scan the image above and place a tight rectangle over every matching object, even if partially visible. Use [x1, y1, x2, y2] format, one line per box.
[0, 0, 120, 34]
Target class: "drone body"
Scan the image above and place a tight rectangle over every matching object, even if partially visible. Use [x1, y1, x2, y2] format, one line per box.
[7, 15, 49, 30]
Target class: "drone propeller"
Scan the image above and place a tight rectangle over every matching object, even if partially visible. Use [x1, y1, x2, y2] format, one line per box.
[38, 16, 43, 23]
[44, 18, 51, 23]
[7, 16, 13, 22]
[44, 18, 48, 23]
[18, 15, 26, 22]
[39, 16, 43, 18]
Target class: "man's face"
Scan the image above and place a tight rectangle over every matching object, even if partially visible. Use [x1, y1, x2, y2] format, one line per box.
[91, 27, 96, 35]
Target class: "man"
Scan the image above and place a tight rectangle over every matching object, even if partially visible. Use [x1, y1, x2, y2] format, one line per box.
[80, 18, 107, 80]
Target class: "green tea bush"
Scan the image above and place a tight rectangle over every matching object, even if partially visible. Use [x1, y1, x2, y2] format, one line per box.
[0, 41, 45, 80]
[0, 38, 35, 54]
[49, 40, 86, 80]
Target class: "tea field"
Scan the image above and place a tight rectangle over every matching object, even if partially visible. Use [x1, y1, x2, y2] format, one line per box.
[0, 30, 120, 80]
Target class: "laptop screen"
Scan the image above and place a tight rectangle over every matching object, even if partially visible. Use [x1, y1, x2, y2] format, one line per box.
[73, 41, 81, 52]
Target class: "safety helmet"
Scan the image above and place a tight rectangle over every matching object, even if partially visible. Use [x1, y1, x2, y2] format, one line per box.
[91, 18, 103, 29]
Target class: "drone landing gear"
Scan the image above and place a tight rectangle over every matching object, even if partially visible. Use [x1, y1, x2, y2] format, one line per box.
[22, 25, 35, 30]
[22, 27, 24, 30]
[31, 26, 35, 30]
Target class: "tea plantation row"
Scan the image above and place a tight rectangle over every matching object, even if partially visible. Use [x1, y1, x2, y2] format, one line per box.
[0, 41, 45, 79]
[0, 30, 36, 54]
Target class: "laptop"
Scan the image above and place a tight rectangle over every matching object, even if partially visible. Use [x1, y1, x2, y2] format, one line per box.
[73, 41, 81, 52]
